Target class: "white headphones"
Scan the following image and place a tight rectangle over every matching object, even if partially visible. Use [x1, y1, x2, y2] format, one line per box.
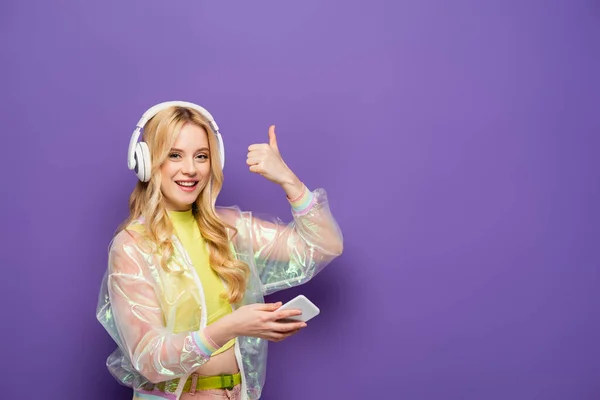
[127, 101, 225, 182]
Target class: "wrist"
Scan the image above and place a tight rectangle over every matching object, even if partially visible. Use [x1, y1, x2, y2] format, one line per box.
[204, 315, 237, 347]
[192, 328, 219, 357]
[288, 184, 315, 213]
[280, 173, 303, 199]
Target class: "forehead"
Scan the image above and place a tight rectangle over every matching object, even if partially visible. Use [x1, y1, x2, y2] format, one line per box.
[173, 123, 209, 148]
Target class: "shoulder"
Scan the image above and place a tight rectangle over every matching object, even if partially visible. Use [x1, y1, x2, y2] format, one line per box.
[110, 228, 140, 249]
[216, 205, 249, 226]
[108, 224, 154, 273]
[110, 218, 147, 248]
[216, 205, 256, 244]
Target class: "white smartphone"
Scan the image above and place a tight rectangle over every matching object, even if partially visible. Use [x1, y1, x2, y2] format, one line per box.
[277, 295, 320, 322]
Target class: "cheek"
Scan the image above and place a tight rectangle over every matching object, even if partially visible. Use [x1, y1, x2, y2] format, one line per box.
[160, 162, 177, 178]
[159, 164, 176, 190]
[197, 163, 211, 178]
[159, 177, 171, 197]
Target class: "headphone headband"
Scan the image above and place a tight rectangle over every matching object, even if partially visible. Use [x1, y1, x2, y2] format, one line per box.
[136, 101, 220, 132]
[128, 101, 225, 181]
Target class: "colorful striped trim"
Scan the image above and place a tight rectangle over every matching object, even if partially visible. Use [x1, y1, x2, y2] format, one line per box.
[287, 184, 307, 203]
[288, 185, 316, 214]
[192, 329, 219, 356]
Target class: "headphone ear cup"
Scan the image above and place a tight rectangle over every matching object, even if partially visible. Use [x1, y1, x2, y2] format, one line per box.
[134, 142, 151, 182]
[216, 133, 225, 170]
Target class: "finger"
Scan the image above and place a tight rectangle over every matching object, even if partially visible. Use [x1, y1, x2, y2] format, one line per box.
[275, 327, 304, 341]
[248, 143, 270, 152]
[269, 333, 285, 342]
[254, 302, 282, 311]
[268, 125, 279, 153]
[274, 309, 303, 320]
[271, 328, 301, 341]
[246, 150, 266, 161]
[246, 157, 261, 166]
[271, 321, 307, 332]
[249, 165, 263, 174]
[283, 328, 303, 338]
[246, 149, 265, 158]
[252, 301, 283, 311]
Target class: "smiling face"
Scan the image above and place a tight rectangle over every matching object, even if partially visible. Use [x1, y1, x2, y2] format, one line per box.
[159, 122, 211, 211]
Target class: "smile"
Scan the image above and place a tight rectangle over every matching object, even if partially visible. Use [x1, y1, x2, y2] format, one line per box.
[176, 181, 199, 191]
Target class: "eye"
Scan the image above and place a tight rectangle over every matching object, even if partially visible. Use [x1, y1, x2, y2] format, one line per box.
[168, 153, 181, 159]
[196, 154, 209, 160]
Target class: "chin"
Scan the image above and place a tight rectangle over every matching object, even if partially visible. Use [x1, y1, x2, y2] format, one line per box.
[177, 197, 198, 208]
[165, 195, 197, 211]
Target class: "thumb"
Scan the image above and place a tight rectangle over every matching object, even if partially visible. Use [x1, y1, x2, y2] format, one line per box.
[268, 125, 279, 152]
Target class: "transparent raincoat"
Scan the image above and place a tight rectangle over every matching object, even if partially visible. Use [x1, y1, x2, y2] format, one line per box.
[96, 188, 343, 399]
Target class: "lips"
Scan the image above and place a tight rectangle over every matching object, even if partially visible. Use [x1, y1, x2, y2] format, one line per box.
[175, 180, 198, 192]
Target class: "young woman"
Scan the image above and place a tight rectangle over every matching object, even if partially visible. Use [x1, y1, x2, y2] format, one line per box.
[96, 101, 343, 400]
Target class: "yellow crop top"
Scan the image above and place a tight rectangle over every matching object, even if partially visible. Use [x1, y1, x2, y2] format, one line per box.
[127, 210, 235, 356]
[168, 209, 236, 356]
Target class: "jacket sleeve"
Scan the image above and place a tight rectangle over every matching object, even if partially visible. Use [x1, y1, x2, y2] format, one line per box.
[246, 187, 344, 295]
[105, 232, 215, 383]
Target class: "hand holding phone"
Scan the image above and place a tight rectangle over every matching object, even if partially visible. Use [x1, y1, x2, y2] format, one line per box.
[277, 295, 320, 322]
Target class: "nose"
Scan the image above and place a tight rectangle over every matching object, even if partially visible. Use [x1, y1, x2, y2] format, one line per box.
[181, 156, 196, 175]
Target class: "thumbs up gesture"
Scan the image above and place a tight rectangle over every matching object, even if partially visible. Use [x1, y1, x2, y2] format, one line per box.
[247, 125, 296, 186]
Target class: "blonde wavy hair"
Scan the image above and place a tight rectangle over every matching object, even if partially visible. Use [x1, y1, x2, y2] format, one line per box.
[118, 106, 250, 304]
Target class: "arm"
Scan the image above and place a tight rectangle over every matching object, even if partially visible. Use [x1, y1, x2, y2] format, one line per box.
[249, 183, 344, 295]
[106, 233, 219, 383]
[244, 125, 344, 295]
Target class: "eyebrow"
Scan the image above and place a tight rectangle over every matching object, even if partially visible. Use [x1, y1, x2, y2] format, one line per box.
[170, 147, 210, 153]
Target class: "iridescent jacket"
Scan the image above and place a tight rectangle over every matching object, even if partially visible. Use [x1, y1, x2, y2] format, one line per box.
[96, 188, 343, 399]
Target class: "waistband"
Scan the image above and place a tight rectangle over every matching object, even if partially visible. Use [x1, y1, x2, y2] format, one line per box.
[144, 373, 242, 394]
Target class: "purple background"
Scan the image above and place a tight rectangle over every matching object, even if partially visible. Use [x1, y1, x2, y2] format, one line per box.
[1, 0, 599, 399]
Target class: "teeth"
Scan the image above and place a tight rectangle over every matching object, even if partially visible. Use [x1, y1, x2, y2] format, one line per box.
[177, 181, 197, 187]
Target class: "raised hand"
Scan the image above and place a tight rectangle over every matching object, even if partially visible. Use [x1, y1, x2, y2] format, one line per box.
[246, 125, 295, 186]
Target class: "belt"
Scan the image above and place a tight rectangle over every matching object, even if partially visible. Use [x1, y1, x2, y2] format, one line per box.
[147, 373, 241, 394]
